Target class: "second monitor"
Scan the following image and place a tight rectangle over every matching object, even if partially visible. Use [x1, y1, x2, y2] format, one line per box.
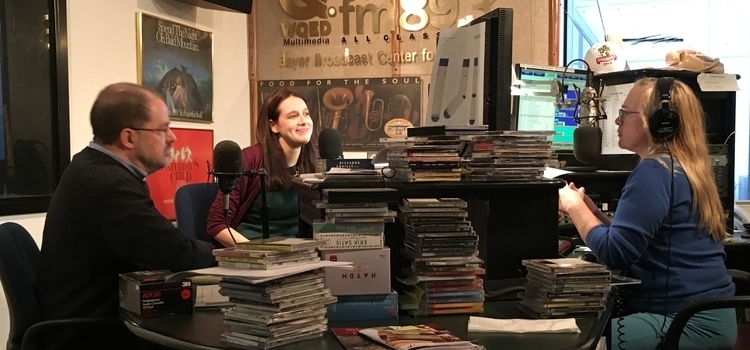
[512, 64, 588, 151]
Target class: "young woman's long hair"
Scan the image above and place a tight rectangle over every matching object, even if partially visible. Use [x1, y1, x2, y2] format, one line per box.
[635, 77, 725, 240]
[255, 88, 316, 189]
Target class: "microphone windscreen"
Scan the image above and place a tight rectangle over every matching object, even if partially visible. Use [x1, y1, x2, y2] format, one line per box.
[573, 127, 603, 165]
[318, 128, 343, 159]
[213, 140, 243, 174]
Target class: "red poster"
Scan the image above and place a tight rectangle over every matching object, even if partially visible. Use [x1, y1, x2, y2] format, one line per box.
[146, 128, 214, 220]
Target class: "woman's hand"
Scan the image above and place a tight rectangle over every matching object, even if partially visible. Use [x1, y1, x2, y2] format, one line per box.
[568, 182, 599, 213]
[559, 182, 586, 213]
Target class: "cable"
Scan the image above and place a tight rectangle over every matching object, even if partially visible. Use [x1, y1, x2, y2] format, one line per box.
[723, 131, 735, 145]
[224, 208, 238, 246]
[485, 285, 525, 301]
[614, 289, 627, 350]
[658, 146, 675, 344]
[559, 59, 590, 120]
[595, 0, 607, 39]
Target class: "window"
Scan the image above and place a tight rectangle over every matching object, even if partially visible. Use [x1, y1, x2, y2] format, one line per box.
[0, 0, 69, 215]
[562, 0, 750, 199]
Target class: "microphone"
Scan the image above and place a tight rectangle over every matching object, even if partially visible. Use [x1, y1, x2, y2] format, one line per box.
[573, 127, 603, 164]
[211, 140, 243, 214]
[572, 70, 606, 164]
[318, 128, 343, 159]
[209, 140, 271, 241]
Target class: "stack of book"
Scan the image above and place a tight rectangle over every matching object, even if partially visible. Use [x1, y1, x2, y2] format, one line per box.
[397, 198, 485, 316]
[381, 136, 464, 182]
[520, 258, 610, 319]
[465, 130, 555, 182]
[214, 237, 337, 349]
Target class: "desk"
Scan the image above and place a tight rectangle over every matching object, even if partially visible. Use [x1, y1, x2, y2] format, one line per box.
[725, 231, 750, 286]
[121, 299, 612, 350]
[295, 179, 565, 281]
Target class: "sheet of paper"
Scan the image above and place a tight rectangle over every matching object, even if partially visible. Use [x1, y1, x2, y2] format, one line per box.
[543, 167, 572, 179]
[468, 316, 580, 333]
[600, 83, 635, 155]
[697, 73, 740, 92]
[188, 261, 353, 284]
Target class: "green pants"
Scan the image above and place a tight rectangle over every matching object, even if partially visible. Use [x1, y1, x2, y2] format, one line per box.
[610, 308, 736, 350]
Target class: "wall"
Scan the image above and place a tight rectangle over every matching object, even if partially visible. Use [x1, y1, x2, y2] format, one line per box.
[256, 0, 551, 80]
[251, 0, 552, 150]
[0, 0, 250, 345]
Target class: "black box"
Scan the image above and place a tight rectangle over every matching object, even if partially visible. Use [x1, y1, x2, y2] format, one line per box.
[118, 270, 194, 318]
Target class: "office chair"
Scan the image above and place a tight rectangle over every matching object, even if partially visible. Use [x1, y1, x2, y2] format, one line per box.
[0, 222, 119, 350]
[174, 183, 219, 242]
[663, 269, 750, 350]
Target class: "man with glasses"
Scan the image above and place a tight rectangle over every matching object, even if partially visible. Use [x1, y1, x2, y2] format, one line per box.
[37, 82, 216, 349]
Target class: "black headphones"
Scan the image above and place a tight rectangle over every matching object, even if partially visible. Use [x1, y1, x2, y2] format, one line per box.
[649, 77, 680, 141]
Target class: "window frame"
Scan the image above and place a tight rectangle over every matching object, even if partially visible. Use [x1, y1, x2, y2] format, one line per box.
[561, 0, 599, 68]
[0, 0, 70, 215]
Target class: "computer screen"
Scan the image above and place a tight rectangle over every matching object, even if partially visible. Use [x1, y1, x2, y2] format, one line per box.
[512, 64, 587, 151]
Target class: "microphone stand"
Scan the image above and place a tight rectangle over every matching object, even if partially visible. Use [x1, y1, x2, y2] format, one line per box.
[244, 169, 270, 240]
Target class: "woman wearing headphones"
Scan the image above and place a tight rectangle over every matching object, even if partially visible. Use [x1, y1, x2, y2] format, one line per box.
[558, 77, 736, 349]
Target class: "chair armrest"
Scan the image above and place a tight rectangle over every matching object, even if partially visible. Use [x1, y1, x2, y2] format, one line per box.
[663, 296, 750, 350]
[727, 269, 750, 284]
[22, 317, 122, 350]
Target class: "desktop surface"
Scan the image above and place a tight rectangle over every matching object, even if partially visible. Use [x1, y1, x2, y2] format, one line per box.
[121, 300, 608, 350]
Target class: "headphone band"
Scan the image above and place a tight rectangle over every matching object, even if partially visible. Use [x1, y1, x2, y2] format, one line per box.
[657, 77, 675, 113]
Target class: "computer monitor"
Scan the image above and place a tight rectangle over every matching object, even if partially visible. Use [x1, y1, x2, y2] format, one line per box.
[512, 64, 588, 151]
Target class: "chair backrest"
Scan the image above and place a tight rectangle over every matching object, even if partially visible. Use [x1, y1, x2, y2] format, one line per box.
[664, 270, 750, 350]
[0, 222, 41, 350]
[174, 183, 219, 242]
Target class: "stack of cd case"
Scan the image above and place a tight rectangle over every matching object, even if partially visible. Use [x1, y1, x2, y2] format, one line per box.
[212, 238, 323, 270]
[519, 258, 611, 319]
[397, 198, 485, 316]
[465, 130, 556, 182]
[219, 269, 337, 349]
[380, 136, 463, 182]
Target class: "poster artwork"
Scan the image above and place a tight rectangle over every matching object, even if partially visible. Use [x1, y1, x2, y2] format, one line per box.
[137, 12, 213, 123]
[258, 77, 422, 151]
[426, 22, 486, 127]
[146, 128, 214, 221]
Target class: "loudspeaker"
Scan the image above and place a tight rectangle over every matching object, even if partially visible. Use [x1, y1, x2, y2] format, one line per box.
[649, 77, 680, 140]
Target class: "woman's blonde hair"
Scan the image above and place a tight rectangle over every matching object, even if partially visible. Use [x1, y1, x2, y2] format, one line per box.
[634, 77, 726, 240]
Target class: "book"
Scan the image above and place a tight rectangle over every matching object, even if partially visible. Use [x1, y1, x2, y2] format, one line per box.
[357, 324, 484, 350]
[331, 327, 384, 350]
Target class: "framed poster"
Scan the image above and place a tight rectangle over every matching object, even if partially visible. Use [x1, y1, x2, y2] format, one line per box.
[137, 12, 213, 123]
[257, 77, 422, 151]
[146, 128, 214, 220]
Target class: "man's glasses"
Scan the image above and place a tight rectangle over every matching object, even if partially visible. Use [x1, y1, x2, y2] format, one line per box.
[129, 127, 170, 136]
